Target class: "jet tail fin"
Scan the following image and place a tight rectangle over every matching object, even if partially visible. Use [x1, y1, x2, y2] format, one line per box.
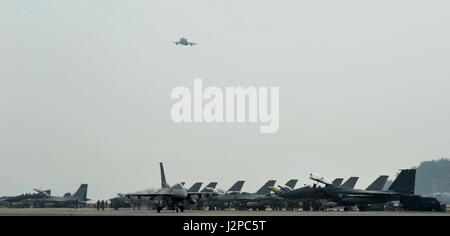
[227, 181, 245, 192]
[332, 178, 344, 187]
[285, 179, 298, 189]
[201, 182, 218, 193]
[72, 184, 88, 200]
[160, 162, 170, 188]
[255, 180, 276, 195]
[388, 169, 416, 194]
[187, 182, 203, 192]
[341, 177, 359, 189]
[366, 175, 389, 191]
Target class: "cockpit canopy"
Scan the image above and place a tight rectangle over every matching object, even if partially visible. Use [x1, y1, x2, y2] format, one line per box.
[172, 183, 184, 189]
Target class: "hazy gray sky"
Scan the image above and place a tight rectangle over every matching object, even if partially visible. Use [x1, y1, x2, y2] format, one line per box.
[1, 0, 450, 200]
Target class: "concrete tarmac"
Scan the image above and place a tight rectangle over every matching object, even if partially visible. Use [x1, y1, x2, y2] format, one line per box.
[0, 208, 448, 216]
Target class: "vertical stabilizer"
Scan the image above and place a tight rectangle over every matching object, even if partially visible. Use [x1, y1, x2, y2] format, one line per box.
[366, 175, 389, 191]
[341, 177, 359, 189]
[201, 182, 218, 193]
[388, 169, 416, 194]
[160, 162, 170, 188]
[187, 182, 203, 192]
[72, 184, 88, 200]
[227, 181, 245, 192]
[255, 180, 277, 195]
[285, 179, 298, 189]
[332, 178, 344, 187]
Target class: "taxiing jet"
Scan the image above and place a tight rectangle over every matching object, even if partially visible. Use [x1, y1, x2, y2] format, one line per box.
[125, 163, 204, 213]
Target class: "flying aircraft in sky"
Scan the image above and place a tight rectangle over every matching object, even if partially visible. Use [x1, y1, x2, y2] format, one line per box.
[174, 37, 197, 46]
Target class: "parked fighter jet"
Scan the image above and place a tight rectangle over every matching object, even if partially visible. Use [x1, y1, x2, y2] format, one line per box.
[217, 180, 276, 211]
[174, 37, 197, 46]
[244, 180, 303, 211]
[323, 170, 414, 210]
[0, 189, 51, 207]
[235, 180, 277, 202]
[124, 163, 204, 213]
[281, 169, 416, 211]
[203, 181, 245, 210]
[20, 184, 89, 208]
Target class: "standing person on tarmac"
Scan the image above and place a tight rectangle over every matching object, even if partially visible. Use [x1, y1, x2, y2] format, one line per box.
[96, 200, 100, 211]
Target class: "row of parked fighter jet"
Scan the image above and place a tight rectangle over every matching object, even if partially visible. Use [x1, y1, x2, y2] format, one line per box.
[122, 163, 416, 212]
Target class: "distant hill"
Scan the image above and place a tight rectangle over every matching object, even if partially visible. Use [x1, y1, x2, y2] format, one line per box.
[414, 158, 450, 195]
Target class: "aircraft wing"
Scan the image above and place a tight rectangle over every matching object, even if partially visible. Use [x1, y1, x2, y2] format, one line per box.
[187, 192, 212, 198]
[188, 42, 197, 46]
[124, 193, 174, 199]
[340, 190, 399, 198]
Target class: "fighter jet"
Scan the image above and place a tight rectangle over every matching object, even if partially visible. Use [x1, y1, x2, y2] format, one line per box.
[281, 169, 416, 211]
[0, 189, 51, 207]
[228, 180, 277, 210]
[236, 180, 277, 201]
[124, 162, 204, 213]
[245, 180, 303, 211]
[20, 184, 89, 208]
[174, 37, 197, 46]
[203, 180, 245, 210]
